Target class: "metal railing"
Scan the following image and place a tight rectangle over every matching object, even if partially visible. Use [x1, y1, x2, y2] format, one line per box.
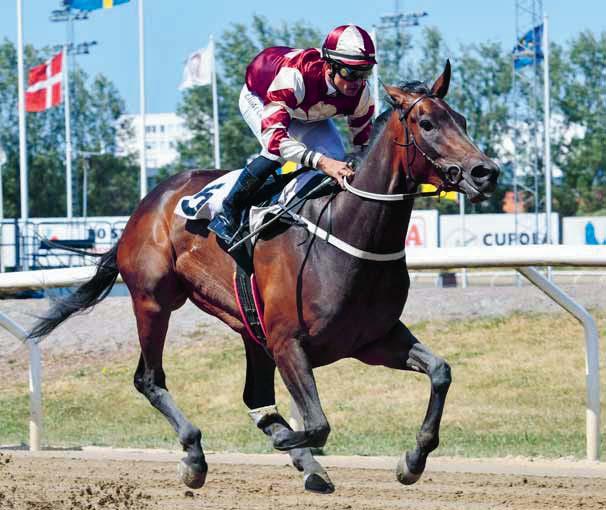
[0, 245, 605, 460]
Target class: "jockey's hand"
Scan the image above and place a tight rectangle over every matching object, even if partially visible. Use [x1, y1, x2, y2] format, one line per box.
[317, 156, 355, 189]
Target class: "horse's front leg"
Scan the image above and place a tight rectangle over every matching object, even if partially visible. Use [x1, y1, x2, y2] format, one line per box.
[271, 337, 331, 450]
[242, 337, 334, 493]
[353, 321, 451, 485]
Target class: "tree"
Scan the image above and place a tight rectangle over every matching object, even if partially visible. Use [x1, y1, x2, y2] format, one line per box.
[174, 19, 606, 217]
[172, 16, 323, 174]
[390, 29, 512, 213]
[0, 38, 137, 218]
[551, 31, 606, 216]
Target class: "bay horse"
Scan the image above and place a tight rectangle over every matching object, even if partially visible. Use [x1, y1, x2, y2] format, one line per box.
[31, 61, 499, 494]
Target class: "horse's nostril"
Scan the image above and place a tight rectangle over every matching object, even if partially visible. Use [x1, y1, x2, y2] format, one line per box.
[471, 165, 491, 180]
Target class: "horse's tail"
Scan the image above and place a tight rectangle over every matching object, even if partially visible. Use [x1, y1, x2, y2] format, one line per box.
[28, 244, 120, 340]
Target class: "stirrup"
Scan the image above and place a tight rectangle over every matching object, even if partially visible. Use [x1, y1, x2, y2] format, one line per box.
[208, 214, 244, 244]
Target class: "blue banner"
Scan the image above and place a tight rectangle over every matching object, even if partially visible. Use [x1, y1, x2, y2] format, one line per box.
[512, 24, 544, 70]
[65, 0, 130, 11]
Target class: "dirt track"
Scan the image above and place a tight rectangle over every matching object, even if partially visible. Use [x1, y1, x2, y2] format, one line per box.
[1, 449, 605, 509]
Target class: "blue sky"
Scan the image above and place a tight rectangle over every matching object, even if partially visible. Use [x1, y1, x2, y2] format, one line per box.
[1, 1, 604, 114]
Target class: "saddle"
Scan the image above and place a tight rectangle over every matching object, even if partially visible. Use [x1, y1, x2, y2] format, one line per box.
[227, 170, 338, 356]
[176, 168, 338, 354]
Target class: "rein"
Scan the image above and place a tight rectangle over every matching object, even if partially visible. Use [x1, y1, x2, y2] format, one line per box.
[344, 94, 462, 202]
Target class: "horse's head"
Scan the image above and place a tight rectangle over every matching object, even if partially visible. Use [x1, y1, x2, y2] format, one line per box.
[384, 60, 500, 203]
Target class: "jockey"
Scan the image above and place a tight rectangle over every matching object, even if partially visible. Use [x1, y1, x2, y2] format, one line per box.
[209, 24, 377, 244]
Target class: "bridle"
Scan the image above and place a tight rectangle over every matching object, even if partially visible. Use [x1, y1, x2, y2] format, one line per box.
[344, 94, 464, 202]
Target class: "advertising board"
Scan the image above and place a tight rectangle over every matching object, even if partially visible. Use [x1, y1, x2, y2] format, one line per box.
[406, 210, 439, 249]
[562, 216, 606, 245]
[440, 213, 560, 247]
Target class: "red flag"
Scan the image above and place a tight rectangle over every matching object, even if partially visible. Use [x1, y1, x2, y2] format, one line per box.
[25, 51, 63, 112]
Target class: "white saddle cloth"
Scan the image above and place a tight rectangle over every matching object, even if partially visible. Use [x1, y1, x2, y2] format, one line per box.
[174, 169, 323, 235]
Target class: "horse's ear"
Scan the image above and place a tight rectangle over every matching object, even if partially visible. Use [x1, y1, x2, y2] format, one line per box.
[430, 59, 451, 98]
[383, 84, 406, 108]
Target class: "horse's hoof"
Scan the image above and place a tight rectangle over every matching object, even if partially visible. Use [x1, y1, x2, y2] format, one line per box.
[178, 459, 207, 489]
[304, 472, 335, 494]
[396, 452, 424, 486]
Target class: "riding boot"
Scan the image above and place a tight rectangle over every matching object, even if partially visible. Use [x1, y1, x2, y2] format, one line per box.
[208, 167, 265, 243]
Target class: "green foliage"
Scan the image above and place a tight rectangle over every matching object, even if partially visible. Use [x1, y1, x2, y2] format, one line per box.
[164, 15, 324, 178]
[551, 31, 606, 216]
[176, 19, 606, 217]
[0, 38, 136, 217]
[2, 22, 604, 218]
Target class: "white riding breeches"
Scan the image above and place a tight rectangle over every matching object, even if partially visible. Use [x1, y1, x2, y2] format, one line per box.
[238, 85, 346, 164]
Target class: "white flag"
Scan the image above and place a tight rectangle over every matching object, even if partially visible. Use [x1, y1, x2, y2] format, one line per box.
[179, 43, 213, 90]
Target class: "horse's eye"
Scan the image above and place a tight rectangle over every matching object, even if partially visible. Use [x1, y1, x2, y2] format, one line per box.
[420, 119, 434, 132]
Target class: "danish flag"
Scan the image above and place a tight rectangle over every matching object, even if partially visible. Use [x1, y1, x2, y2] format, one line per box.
[25, 51, 64, 112]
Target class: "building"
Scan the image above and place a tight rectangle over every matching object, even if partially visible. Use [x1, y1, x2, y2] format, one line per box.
[116, 112, 191, 184]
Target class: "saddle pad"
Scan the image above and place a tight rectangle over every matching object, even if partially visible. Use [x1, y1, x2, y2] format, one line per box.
[174, 168, 323, 224]
[175, 169, 243, 221]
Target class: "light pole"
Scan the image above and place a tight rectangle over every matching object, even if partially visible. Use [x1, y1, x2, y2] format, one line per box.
[50, 5, 96, 218]
[378, 8, 428, 76]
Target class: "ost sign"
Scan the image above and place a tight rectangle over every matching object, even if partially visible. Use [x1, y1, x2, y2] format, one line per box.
[440, 213, 560, 247]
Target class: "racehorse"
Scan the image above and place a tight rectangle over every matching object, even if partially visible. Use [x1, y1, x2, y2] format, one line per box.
[30, 61, 499, 494]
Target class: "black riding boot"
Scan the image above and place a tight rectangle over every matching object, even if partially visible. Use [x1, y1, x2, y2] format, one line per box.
[208, 167, 265, 243]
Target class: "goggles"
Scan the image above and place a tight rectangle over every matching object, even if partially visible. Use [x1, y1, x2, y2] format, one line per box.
[334, 64, 373, 82]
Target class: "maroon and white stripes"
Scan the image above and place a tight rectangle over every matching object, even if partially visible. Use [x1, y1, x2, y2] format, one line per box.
[245, 46, 375, 167]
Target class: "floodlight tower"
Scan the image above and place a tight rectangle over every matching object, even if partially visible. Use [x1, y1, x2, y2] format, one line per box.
[512, 0, 544, 243]
[378, 1, 428, 77]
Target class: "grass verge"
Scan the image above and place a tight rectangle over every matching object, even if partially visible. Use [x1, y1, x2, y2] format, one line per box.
[1, 310, 604, 459]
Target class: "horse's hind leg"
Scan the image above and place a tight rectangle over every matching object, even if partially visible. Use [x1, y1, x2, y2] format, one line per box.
[132, 298, 207, 489]
[242, 337, 334, 494]
[353, 321, 451, 486]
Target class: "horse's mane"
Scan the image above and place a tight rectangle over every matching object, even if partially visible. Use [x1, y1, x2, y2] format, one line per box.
[398, 80, 431, 94]
[367, 81, 430, 149]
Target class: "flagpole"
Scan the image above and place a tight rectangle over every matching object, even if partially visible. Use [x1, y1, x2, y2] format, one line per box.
[63, 46, 73, 218]
[543, 14, 552, 280]
[371, 28, 380, 119]
[16, 0, 28, 223]
[210, 36, 220, 169]
[138, 0, 147, 198]
[16, 0, 28, 270]
[543, 14, 552, 245]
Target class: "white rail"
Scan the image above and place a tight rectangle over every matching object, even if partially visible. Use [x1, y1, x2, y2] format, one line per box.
[0, 245, 604, 460]
[0, 312, 42, 451]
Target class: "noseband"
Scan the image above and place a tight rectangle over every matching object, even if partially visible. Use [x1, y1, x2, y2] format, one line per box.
[344, 94, 463, 202]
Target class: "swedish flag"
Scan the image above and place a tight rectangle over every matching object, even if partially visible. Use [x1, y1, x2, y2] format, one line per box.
[66, 0, 130, 11]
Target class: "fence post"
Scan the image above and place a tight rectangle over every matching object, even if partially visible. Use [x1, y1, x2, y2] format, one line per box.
[0, 312, 42, 451]
[517, 267, 600, 461]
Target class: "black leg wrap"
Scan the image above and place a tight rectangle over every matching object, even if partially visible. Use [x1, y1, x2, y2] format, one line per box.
[208, 165, 269, 243]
